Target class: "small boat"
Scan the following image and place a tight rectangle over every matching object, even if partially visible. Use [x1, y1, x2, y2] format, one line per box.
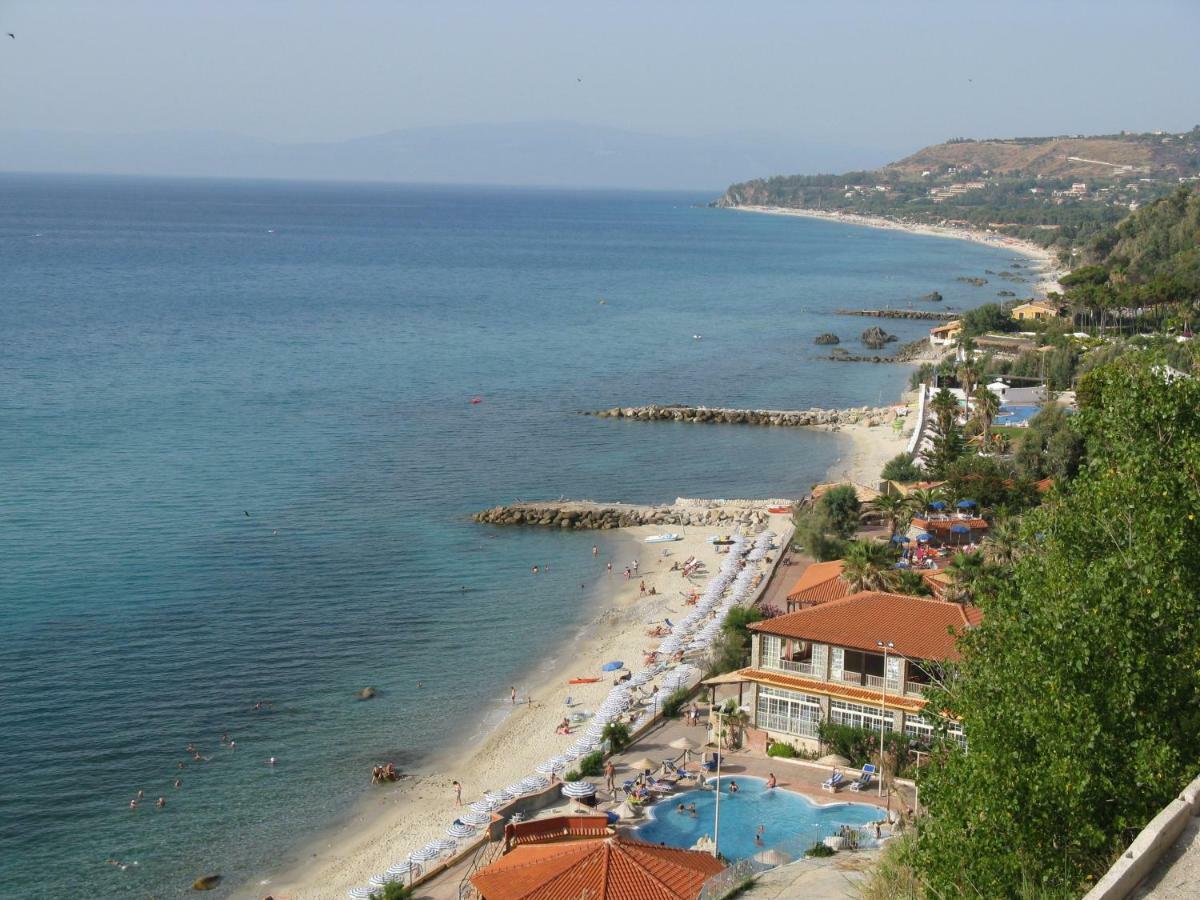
[644, 533, 680, 544]
[708, 535, 734, 545]
[767, 506, 792, 514]
[568, 677, 601, 685]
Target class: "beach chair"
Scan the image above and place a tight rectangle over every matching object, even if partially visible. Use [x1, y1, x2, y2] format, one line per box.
[849, 764, 876, 792]
[621, 779, 636, 796]
[821, 770, 846, 793]
[701, 751, 721, 773]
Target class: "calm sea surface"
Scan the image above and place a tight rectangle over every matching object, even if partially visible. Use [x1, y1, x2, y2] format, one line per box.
[0, 175, 1021, 897]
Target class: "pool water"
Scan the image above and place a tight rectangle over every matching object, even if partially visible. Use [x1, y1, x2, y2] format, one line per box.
[997, 405, 1041, 426]
[632, 776, 882, 862]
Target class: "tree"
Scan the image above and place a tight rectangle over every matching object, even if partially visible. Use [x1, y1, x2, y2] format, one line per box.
[871, 493, 917, 537]
[923, 419, 966, 480]
[894, 568, 933, 597]
[970, 386, 1001, 451]
[929, 388, 961, 434]
[1014, 406, 1085, 481]
[881, 453, 923, 483]
[370, 884, 414, 900]
[794, 485, 861, 562]
[914, 354, 1200, 896]
[707, 606, 765, 675]
[960, 303, 1016, 337]
[941, 550, 993, 605]
[817, 485, 862, 538]
[841, 539, 898, 593]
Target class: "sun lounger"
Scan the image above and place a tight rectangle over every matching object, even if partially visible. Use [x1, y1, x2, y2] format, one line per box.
[848, 764, 876, 792]
[821, 771, 846, 792]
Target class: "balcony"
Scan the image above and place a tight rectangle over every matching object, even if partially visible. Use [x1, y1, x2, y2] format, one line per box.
[905, 680, 930, 697]
[755, 710, 819, 738]
[772, 658, 817, 677]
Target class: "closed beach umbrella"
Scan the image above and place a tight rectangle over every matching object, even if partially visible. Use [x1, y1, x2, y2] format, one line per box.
[600, 660, 625, 672]
[561, 782, 596, 799]
[446, 821, 476, 838]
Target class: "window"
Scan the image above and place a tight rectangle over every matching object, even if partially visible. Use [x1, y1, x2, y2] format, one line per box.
[760, 635, 782, 669]
[905, 713, 967, 750]
[756, 686, 822, 738]
[829, 699, 892, 734]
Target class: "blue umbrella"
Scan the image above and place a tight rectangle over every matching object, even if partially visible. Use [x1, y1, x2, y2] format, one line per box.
[890, 534, 907, 544]
[956, 499, 977, 509]
[600, 660, 624, 672]
[916, 533, 933, 543]
[950, 523, 970, 534]
[929, 500, 947, 510]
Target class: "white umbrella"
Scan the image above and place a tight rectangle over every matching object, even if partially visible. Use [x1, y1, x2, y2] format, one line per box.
[386, 862, 415, 878]
[535, 759, 564, 775]
[561, 781, 597, 798]
[408, 846, 440, 863]
[505, 782, 530, 796]
[349, 888, 376, 899]
[484, 789, 514, 804]
[430, 839, 458, 854]
[446, 821, 476, 838]
[469, 798, 500, 813]
[460, 810, 492, 826]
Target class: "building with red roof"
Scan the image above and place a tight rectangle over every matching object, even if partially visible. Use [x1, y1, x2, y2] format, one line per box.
[784, 559, 850, 612]
[470, 833, 726, 900]
[733, 591, 979, 751]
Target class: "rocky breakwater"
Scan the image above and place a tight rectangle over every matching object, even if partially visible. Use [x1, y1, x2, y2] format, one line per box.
[835, 309, 958, 321]
[471, 501, 777, 530]
[586, 404, 896, 428]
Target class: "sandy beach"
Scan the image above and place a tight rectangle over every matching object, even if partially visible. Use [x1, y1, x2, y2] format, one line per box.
[256, 512, 795, 899]
[730, 205, 1064, 299]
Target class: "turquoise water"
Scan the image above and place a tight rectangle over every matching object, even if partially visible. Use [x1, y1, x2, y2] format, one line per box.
[0, 174, 1018, 897]
[633, 776, 881, 861]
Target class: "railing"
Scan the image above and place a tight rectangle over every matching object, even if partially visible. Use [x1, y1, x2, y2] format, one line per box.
[771, 658, 816, 676]
[863, 674, 902, 692]
[905, 680, 929, 696]
[832, 670, 864, 686]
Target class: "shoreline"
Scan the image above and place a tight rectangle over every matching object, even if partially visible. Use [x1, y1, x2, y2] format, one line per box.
[255, 514, 795, 899]
[727, 204, 1064, 300]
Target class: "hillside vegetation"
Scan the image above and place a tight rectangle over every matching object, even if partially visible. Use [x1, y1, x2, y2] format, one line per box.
[717, 128, 1200, 256]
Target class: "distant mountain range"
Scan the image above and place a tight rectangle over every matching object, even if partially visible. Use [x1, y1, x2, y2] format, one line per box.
[0, 122, 897, 191]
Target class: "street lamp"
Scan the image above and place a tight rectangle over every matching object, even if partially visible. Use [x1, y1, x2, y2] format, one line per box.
[711, 707, 723, 858]
[876, 640, 895, 798]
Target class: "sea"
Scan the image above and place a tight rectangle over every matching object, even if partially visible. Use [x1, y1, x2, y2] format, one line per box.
[0, 174, 1023, 897]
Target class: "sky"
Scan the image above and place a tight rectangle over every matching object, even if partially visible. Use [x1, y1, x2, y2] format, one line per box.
[0, 0, 1197, 182]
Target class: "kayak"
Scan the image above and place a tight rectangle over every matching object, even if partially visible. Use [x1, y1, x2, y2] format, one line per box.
[568, 677, 601, 685]
[767, 506, 792, 514]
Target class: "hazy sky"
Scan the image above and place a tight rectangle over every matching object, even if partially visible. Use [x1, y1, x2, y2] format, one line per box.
[1, 0, 1197, 148]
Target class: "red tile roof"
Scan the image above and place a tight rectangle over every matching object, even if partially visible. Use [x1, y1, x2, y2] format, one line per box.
[785, 560, 849, 606]
[1035, 477, 1054, 493]
[470, 836, 726, 900]
[912, 516, 989, 532]
[750, 591, 982, 661]
[507, 816, 613, 847]
[736, 668, 927, 713]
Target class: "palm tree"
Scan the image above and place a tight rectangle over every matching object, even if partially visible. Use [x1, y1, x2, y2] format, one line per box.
[894, 568, 933, 597]
[908, 487, 941, 514]
[930, 388, 960, 433]
[982, 517, 1025, 566]
[957, 354, 982, 404]
[944, 550, 992, 605]
[841, 539, 898, 593]
[872, 493, 917, 538]
[971, 386, 1001, 451]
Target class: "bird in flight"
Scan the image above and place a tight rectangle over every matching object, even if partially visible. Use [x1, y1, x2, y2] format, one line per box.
[244, 510, 251, 517]
[6, 33, 14, 39]
[576, 77, 582, 82]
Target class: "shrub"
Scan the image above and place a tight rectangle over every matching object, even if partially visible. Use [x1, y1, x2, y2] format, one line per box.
[370, 884, 414, 900]
[880, 453, 922, 483]
[766, 741, 797, 758]
[577, 750, 605, 777]
[564, 768, 580, 782]
[806, 842, 836, 858]
[601, 722, 631, 753]
[661, 687, 691, 718]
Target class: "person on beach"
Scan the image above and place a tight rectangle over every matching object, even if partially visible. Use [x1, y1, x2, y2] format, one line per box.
[639, 580, 646, 596]
[632, 559, 639, 574]
[604, 760, 616, 795]
[766, 773, 777, 789]
[623, 567, 630, 579]
[510, 686, 517, 705]
[453, 780, 462, 805]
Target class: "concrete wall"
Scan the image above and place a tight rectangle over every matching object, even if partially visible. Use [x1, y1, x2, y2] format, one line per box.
[1084, 771, 1200, 900]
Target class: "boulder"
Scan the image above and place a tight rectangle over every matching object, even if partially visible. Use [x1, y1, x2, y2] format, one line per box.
[192, 875, 222, 891]
[814, 333, 841, 345]
[358, 687, 377, 701]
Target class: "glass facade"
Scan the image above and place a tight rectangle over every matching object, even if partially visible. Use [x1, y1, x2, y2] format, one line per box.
[755, 686, 822, 738]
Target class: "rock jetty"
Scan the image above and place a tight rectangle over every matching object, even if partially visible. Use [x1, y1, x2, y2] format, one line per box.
[586, 404, 897, 428]
[472, 500, 781, 530]
[835, 309, 957, 321]
[814, 333, 841, 345]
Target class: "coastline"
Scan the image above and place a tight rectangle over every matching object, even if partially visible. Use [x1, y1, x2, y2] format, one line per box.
[256, 514, 795, 899]
[727, 204, 1063, 300]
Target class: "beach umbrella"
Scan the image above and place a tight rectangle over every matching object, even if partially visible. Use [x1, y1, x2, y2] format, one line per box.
[469, 798, 500, 813]
[520, 775, 549, 791]
[485, 789, 514, 803]
[956, 499, 977, 509]
[670, 736, 701, 763]
[350, 887, 376, 898]
[534, 759, 564, 775]
[386, 862, 415, 878]
[446, 821, 477, 838]
[505, 782, 530, 796]
[460, 811, 493, 826]
[628, 756, 659, 774]
[890, 533, 908, 544]
[408, 846, 440, 864]
[916, 533, 933, 543]
[950, 523, 970, 534]
[600, 660, 625, 672]
[613, 800, 643, 820]
[369, 874, 400, 887]
[816, 753, 851, 766]
[561, 781, 597, 798]
[929, 500, 947, 511]
[430, 839, 458, 854]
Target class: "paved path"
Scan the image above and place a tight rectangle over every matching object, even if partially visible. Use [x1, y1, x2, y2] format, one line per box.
[740, 851, 881, 899]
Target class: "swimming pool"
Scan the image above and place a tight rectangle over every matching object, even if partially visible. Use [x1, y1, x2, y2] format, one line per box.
[997, 404, 1041, 426]
[632, 776, 882, 862]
